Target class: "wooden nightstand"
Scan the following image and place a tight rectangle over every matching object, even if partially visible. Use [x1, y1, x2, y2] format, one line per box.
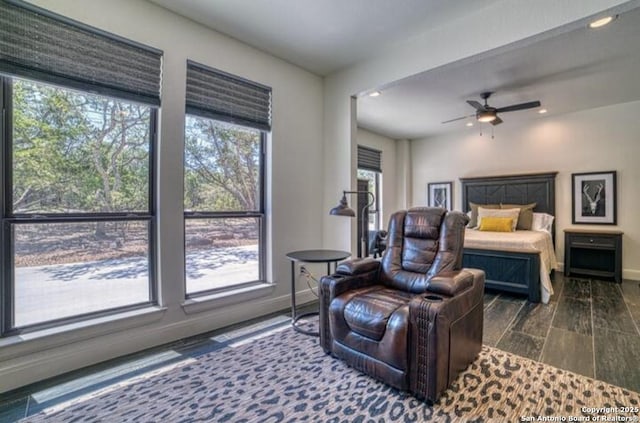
[564, 229, 623, 283]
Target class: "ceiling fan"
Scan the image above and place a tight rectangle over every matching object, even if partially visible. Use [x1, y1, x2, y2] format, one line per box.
[442, 92, 541, 125]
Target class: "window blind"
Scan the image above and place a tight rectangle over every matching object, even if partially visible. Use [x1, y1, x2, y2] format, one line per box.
[0, 0, 162, 105]
[186, 60, 272, 131]
[357, 145, 382, 173]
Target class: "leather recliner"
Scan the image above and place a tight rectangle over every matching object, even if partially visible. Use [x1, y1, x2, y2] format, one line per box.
[319, 207, 485, 403]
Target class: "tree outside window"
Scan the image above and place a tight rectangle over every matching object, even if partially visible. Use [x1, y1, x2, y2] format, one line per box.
[184, 116, 264, 295]
[5, 78, 155, 330]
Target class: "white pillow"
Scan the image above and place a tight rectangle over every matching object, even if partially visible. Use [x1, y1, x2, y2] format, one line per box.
[477, 207, 520, 231]
[532, 212, 555, 234]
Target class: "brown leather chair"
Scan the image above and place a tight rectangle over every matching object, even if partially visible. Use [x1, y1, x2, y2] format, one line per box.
[319, 207, 484, 403]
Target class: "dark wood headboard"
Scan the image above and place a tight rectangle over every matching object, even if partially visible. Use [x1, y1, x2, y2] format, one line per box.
[460, 171, 558, 239]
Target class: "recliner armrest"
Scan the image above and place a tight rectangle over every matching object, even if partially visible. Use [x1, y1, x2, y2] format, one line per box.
[336, 257, 380, 276]
[427, 270, 474, 296]
[319, 260, 380, 354]
[320, 261, 380, 300]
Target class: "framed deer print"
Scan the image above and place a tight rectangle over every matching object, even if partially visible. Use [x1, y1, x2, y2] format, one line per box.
[572, 171, 617, 224]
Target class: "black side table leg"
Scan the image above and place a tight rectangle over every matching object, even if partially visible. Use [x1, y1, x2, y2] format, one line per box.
[290, 260, 296, 321]
[291, 260, 319, 336]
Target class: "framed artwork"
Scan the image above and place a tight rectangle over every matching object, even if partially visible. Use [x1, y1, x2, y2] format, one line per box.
[572, 171, 617, 224]
[427, 181, 453, 210]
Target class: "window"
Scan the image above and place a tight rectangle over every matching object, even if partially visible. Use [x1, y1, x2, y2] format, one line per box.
[0, 1, 161, 334]
[2, 77, 156, 332]
[357, 146, 383, 231]
[183, 61, 270, 296]
[357, 169, 382, 230]
[184, 118, 265, 294]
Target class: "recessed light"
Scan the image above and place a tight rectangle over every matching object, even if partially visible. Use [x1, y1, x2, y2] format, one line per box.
[369, 91, 381, 97]
[589, 16, 614, 29]
[466, 122, 473, 127]
[538, 109, 547, 114]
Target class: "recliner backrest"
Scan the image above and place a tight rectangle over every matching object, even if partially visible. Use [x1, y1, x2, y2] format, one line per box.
[379, 207, 469, 293]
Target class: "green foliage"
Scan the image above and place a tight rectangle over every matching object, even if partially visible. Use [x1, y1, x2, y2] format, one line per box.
[12, 79, 150, 213]
[184, 116, 261, 212]
[11, 78, 261, 217]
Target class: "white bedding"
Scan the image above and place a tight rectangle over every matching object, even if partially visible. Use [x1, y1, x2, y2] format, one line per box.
[464, 229, 558, 303]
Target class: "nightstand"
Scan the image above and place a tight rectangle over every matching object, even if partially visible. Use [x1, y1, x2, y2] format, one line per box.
[564, 229, 623, 283]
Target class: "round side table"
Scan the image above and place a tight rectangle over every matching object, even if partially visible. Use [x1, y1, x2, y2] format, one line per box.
[285, 249, 351, 336]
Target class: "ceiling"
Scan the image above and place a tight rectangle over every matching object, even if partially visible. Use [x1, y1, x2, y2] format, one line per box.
[148, 0, 640, 141]
[148, 0, 501, 75]
[358, 6, 640, 139]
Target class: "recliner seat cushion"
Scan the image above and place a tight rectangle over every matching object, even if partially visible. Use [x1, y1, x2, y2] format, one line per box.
[343, 288, 412, 341]
[330, 286, 412, 371]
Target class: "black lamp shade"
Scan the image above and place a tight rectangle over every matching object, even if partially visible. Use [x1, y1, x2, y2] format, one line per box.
[329, 195, 356, 217]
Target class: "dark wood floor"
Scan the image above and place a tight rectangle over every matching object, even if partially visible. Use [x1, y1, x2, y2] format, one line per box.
[483, 273, 640, 393]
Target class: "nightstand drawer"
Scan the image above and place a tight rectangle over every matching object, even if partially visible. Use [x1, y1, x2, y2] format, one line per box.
[569, 234, 616, 248]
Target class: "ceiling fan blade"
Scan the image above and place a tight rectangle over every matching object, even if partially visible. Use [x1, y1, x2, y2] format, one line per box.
[466, 100, 484, 111]
[490, 116, 503, 126]
[496, 101, 541, 113]
[441, 115, 472, 124]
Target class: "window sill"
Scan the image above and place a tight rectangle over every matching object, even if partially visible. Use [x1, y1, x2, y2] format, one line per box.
[0, 306, 167, 362]
[182, 282, 275, 315]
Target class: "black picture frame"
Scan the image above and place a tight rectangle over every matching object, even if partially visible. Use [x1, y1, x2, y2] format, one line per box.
[571, 171, 617, 225]
[427, 181, 453, 210]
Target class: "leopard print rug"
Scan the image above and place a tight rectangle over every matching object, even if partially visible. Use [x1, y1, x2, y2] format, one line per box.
[22, 322, 640, 422]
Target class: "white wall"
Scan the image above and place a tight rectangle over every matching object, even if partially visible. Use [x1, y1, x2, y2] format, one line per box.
[395, 140, 413, 210]
[322, 0, 634, 257]
[356, 128, 398, 226]
[411, 100, 640, 280]
[0, 0, 324, 392]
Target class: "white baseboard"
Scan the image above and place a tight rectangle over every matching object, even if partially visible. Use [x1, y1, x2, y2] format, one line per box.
[0, 288, 318, 393]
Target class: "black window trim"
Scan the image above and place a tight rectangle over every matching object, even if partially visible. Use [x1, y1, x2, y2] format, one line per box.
[183, 128, 267, 299]
[0, 75, 158, 336]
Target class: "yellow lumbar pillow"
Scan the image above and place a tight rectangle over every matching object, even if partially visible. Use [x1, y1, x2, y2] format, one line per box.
[478, 217, 515, 232]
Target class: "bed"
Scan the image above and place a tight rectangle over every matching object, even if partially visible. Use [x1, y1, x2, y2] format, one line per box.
[460, 172, 558, 303]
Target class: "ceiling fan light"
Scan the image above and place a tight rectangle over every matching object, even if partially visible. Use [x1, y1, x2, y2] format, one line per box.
[477, 110, 497, 122]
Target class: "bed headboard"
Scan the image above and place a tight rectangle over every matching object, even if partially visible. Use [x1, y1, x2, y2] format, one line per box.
[460, 171, 558, 239]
